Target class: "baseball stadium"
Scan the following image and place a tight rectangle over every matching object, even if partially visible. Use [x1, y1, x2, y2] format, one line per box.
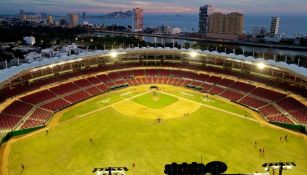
[0, 47, 306, 175]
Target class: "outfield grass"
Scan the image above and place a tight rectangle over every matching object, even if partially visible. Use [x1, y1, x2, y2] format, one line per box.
[6, 85, 307, 175]
[132, 91, 178, 109]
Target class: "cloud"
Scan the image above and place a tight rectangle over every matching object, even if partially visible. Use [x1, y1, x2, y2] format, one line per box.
[0, 0, 306, 14]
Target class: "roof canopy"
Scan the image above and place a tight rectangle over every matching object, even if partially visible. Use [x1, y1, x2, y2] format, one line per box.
[0, 47, 306, 84]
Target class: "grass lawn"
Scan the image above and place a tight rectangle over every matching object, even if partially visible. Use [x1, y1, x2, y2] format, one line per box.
[6, 85, 307, 175]
[132, 91, 178, 109]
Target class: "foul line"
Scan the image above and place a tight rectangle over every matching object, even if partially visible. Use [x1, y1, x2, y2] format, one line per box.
[77, 91, 149, 119]
[160, 91, 259, 123]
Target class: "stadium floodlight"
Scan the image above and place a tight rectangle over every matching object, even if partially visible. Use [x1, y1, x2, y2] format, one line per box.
[93, 166, 128, 175]
[109, 51, 118, 58]
[257, 62, 266, 69]
[189, 51, 198, 58]
[262, 162, 295, 175]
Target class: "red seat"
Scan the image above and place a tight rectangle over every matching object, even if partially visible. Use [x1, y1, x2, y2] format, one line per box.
[220, 90, 244, 101]
[239, 96, 267, 109]
[41, 99, 70, 112]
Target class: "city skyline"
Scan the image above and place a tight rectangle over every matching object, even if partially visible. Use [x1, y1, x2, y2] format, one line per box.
[1, 0, 307, 15]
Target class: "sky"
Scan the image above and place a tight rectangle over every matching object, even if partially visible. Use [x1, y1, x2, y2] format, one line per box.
[0, 0, 307, 15]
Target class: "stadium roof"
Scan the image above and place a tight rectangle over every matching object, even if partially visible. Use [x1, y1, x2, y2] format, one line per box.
[0, 47, 306, 84]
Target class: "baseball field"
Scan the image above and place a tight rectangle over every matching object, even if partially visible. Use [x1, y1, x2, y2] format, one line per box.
[3, 85, 307, 175]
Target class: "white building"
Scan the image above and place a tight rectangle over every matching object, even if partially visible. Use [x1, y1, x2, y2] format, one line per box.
[270, 17, 280, 35]
[23, 36, 36, 45]
[171, 27, 182, 35]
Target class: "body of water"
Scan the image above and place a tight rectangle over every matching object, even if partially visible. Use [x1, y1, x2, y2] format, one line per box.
[80, 14, 307, 37]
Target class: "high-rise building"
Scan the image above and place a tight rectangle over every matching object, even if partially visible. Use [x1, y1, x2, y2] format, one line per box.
[68, 13, 79, 27]
[82, 12, 86, 18]
[47, 16, 54, 25]
[225, 12, 244, 35]
[208, 12, 225, 34]
[208, 12, 244, 35]
[199, 5, 214, 33]
[133, 8, 144, 32]
[20, 9, 26, 20]
[270, 17, 280, 35]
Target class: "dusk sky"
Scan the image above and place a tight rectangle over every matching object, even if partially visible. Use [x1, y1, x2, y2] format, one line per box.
[0, 0, 306, 15]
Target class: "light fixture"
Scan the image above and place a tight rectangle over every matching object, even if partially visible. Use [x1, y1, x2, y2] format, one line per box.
[257, 62, 266, 69]
[189, 51, 198, 58]
[109, 51, 118, 58]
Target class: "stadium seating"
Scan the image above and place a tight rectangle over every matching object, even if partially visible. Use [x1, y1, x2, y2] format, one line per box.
[64, 91, 91, 104]
[21, 119, 46, 129]
[50, 82, 80, 95]
[159, 69, 171, 77]
[190, 81, 203, 87]
[119, 70, 133, 79]
[135, 78, 143, 84]
[87, 76, 101, 85]
[146, 77, 153, 84]
[216, 78, 235, 87]
[276, 97, 306, 111]
[239, 96, 268, 109]
[290, 109, 307, 124]
[73, 79, 93, 88]
[146, 69, 159, 77]
[131, 69, 145, 76]
[209, 87, 224, 95]
[183, 71, 197, 80]
[0, 114, 21, 130]
[206, 76, 222, 84]
[96, 84, 108, 92]
[201, 83, 213, 92]
[41, 99, 70, 112]
[28, 108, 53, 121]
[266, 114, 293, 124]
[220, 90, 244, 101]
[251, 87, 286, 101]
[1, 66, 306, 131]
[97, 74, 113, 83]
[230, 82, 256, 93]
[85, 87, 101, 96]
[195, 74, 209, 82]
[20, 90, 57, 105]
[259, 105, 283, 117]
[2, 101, 33, 117]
